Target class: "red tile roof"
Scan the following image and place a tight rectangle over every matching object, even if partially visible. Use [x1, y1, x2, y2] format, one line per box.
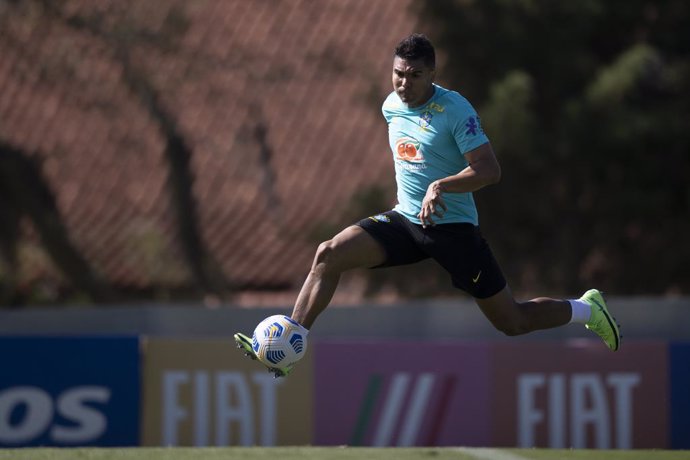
[0, 0, 419, 301]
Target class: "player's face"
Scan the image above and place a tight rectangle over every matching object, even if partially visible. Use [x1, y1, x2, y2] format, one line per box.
[392, 56, 435, 108]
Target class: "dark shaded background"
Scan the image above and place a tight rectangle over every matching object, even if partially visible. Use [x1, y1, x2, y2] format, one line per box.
[0, 0, 688, 306]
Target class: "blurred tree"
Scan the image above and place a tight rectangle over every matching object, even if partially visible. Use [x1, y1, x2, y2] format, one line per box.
[0, 142, 114, 305]
[417, 0, 690, 295]
[0, 0, 230, 302]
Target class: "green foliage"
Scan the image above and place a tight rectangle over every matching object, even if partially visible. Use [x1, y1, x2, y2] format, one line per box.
[308, 185, 394, 244]
[481, 70, 536, 162]
[418, 0, 690, 294]
[586, 44, 661, 108]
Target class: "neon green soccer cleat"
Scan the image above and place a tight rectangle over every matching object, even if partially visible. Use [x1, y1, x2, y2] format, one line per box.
[233, 332, 293, 378]
[582, 289, 621, 351]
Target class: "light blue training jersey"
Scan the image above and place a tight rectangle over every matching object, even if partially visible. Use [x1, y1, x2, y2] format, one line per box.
[382, 83, 489, 225]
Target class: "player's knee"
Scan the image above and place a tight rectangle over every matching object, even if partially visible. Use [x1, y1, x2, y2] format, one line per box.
[313, 239, 343, 272]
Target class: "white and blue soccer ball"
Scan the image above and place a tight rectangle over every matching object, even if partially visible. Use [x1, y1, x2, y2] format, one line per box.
[252, 315, 308, 368]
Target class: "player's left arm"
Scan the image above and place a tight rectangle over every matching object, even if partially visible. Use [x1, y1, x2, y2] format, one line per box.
[418, 142, 501, 227]
[437, 142, 501, 192]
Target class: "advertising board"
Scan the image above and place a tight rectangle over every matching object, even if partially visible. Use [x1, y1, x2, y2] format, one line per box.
[490, 341, 668, 448]
[141, 338, 313, 446]
[314, 341, 491, 446]
[0, 336, 140, 446]
[670, 342, 690, 449]
[313, 340, 671, 448]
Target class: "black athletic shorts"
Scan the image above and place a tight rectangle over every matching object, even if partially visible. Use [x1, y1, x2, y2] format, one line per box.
[356, 210, 506, 299]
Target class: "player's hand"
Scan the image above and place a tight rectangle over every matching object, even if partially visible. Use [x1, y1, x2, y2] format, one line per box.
[419, 181, 447, 228]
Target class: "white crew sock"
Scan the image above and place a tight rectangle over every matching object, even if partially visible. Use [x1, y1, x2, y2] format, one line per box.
[569, 299, 592, 324]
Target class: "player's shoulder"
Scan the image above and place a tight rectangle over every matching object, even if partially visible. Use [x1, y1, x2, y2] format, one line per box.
[433, 84, 476, 115]
[382, 90, 403, 112]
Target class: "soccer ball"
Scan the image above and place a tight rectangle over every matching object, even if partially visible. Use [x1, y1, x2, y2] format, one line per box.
[252, 315, 307, 368]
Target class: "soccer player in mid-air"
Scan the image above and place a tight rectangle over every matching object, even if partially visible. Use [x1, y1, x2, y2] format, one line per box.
[236, 33, 620, 377]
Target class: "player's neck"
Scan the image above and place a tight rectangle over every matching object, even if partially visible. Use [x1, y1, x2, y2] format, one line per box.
[406, 85, 436, 109]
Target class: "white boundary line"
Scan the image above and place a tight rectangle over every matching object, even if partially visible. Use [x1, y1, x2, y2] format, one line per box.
[454, 447, 531, 460]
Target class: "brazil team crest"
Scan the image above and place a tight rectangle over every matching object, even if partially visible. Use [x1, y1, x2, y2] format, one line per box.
[419, 110, 433, 129]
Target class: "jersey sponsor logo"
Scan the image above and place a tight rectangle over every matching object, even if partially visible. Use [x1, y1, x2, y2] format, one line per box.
[395, 137, 424, 163]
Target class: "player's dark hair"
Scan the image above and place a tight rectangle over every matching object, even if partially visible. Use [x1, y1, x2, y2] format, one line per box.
[394, 33, 436, 69]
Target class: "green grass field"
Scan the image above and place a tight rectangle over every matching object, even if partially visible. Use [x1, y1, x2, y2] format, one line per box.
[0, 447, 686, 460]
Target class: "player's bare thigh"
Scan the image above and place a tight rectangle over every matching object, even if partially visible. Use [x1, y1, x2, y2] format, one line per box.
[315, 225, 387, 272]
